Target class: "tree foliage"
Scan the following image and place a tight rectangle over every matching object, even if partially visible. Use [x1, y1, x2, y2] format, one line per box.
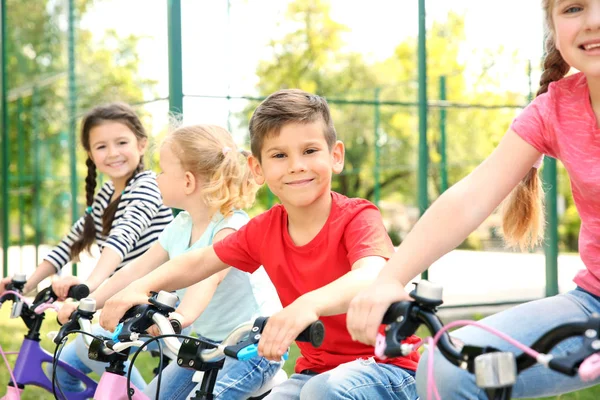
[246, 0, 580, 251]
[2, 0, 155, 244]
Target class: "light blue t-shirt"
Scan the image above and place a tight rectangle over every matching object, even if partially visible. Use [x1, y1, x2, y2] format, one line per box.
[158, 210, 267, 341]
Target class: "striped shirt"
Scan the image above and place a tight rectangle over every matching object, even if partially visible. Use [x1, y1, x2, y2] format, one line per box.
[45, 171, 173, 272]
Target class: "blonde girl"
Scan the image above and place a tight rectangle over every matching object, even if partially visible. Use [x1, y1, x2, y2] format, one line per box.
[65, 124, 282, 399]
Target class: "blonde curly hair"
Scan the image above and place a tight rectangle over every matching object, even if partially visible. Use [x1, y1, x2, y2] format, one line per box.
[163, 124, 259, 217]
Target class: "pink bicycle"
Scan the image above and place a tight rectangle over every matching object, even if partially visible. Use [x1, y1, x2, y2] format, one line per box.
[376, 281, 600, 400]
[54, 290, 325, 400]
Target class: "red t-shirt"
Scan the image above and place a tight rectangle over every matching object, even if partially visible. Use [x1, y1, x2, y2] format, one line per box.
[213, 192, 420, 374]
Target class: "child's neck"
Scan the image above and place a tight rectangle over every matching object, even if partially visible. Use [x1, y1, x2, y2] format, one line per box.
[185, 202, 213, 245]
[111, 179, 127, 199]
[285, 191, 332, 247]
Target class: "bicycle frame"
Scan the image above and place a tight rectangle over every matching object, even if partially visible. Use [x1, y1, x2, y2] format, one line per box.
[1, 281, 96, 400]
[1, 338, 96, 400]
[94, 372, 147, 400]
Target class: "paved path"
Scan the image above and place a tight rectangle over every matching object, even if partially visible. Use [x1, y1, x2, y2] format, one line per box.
[1, 246, 586, 310]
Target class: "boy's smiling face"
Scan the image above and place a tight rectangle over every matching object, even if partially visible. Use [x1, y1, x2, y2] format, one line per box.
[248, 120, 344, 210]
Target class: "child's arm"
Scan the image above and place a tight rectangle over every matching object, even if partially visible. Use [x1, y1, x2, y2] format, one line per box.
[56, 243, 169, 324]
[26, 213, 89, 296]
[347, 129, 542, 345]
[257, 255, 386, 360]
[18, 260, 57, 294]
[52, 247, 122, 299]
[57, 175, 169, 299]
[100, 245, 229, 332]
[90, 243, 169, 308]
[145, 270, 227, 336]
[153, 228, 237, 329]
[168, 267, 231, 329]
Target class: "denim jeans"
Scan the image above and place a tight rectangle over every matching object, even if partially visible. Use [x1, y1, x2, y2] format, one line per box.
[416, 288, 600, 399]
[48, 323, 147, 393]
[144, 355, 283, 400]
[264, 358, 417, 400]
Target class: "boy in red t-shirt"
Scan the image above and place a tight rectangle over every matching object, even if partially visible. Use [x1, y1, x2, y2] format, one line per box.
[101, 89, 419, 399]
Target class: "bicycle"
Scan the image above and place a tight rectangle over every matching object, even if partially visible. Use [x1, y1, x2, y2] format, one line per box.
[376, 280, 600, 400]
[0, 273, 92, 400]
[55, 290, 326, 400]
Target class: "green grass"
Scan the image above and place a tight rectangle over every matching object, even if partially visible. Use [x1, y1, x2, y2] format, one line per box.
[1, 306, 598, 399]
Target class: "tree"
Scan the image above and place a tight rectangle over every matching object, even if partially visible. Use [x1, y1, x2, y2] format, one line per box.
[2, 0, 156, 244]
[247, 1, 521, 203]
[245, 0, 580, 251]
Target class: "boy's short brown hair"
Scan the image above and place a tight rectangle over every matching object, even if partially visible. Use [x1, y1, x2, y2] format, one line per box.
[249, 89, 337, 162]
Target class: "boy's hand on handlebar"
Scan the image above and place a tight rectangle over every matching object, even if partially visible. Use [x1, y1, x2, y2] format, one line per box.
[347, 279, 411, 346]
[258, 301, 318, 361]
[99, 287, 149, 332]
[52, 276, 82, 300]
[57, 300, 79, 325]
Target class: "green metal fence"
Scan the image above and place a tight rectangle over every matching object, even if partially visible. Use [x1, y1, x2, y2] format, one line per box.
[0, 0, 562, 305]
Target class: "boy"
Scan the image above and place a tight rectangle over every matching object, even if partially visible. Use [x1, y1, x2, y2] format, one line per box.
[101, 89, 419, 399]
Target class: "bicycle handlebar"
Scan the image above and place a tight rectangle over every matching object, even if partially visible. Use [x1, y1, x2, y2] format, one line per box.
[200, 317, 325, 363]
[380, 281, 600, 393]
[34, 283, 90, 305]
[53, 298, 97, 346]
[1, 275, 89, 321]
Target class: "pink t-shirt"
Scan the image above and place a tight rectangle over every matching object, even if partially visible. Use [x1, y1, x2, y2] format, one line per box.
[511, 72, 600, 295]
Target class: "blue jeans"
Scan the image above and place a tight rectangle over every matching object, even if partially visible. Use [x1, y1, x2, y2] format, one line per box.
[264, 358, 417, 399]
[144, 355, 282, 400]
[48, 324, 146, 393]
[416, 288, 600, 399]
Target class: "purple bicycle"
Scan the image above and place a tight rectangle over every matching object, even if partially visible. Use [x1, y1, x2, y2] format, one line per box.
[0, 274, 92, 400]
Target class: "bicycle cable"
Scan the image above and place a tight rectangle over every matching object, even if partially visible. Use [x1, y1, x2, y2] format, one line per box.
[51, 329, 103, 400]
[127, 333, 196, 400]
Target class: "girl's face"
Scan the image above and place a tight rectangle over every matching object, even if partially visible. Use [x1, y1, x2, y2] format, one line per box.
[88, 122, 146, 189]
[553, 0, 600, 77]
[157, 143, 188, 209]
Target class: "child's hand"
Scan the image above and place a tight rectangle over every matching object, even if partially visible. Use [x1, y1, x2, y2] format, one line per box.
[346, 279, 411, 346]
[52, 276, 82, 300]
[99, 288, 149, 332]
[146, 324, 160, 337]
[258, 301, 318, 361]
[57, 300, 79, 325]
[147, 312, 184, 336]
[0, 277, 11, 295]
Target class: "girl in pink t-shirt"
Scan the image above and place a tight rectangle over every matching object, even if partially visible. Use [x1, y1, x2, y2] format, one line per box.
[348, 0, 600, 398]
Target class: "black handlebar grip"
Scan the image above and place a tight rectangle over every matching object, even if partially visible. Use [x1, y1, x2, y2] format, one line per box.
[296, 320, 325, 347]
[67, 284, 90, 300]
[382, 301, 410, 325]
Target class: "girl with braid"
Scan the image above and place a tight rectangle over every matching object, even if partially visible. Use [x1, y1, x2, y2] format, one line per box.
[348, 0, 600, 398]
[62, 124, 282, 399]
[3, 102, 173, 392]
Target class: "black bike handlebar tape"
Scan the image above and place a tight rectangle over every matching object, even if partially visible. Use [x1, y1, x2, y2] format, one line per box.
[67, 284, 90, 300]
[296, 320, 325, 347]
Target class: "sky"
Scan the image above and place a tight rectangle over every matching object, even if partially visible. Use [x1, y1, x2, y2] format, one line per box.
[79, 0, 546, 138]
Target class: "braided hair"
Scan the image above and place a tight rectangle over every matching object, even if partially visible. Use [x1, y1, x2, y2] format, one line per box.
[70, 103, 147, 260]
[501, 0, 569, 250]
